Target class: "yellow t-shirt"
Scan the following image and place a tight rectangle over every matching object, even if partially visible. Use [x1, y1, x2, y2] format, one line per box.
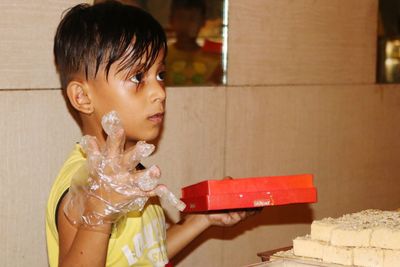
[46, 144, 169, 267]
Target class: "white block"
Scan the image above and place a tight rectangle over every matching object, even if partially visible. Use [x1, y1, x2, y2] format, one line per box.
[371, 227, 400, 250]
[311, 218, 338, 242]
[383, 249, 400, 267]
[354, 247, 384, 267]
[322, 245, 353, 266]
[331, 226, 372, 247]
[293, 235, 325, 259]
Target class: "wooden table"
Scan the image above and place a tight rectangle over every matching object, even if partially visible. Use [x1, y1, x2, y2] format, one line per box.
[256, 246, 293, 262]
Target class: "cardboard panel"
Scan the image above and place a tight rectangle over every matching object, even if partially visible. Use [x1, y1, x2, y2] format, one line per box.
[228, 0, 378, 85]
[222, 84, 400, 266]
[0, 86, 226, 266]
[2, 86, 400, 266]
[0, 1, 89, 89]
[1, 0, 378, 88]
[0, 90, 81, 266]
[144, 86, 227, 267]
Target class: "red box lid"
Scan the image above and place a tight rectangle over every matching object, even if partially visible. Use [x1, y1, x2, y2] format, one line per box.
[181, 174, 317, 212]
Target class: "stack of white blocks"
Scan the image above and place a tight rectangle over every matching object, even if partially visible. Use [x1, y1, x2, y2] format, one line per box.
[293, 210, 400, 266]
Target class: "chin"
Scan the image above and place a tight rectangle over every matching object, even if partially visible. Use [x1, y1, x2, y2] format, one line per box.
[128, 130, 161, 143]
[147, 132, 162, 142]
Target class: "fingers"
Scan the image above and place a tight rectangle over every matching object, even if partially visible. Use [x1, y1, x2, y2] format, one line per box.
[247, 207, 262, 216]
[237, 211, 248, 220]
[105, 129, 125, 159]
[208, 210, 248, 226]
[102, 111, 126, 158]
[80, 135, 100, 155]
[154, 185, 186, 211]
[107, 170, 161, 199]
[101, 110, 123, 136]
[79, 111, 186, 216]
[134, 141, 156, 158]
[226, 211, 246, 224]
[115, 185, 155, 198]
[137, 165, 161, 191]
[129, 165, 160, 190]
[223, 176, 233, 180]
[80, 135, 101, 173]
[122, 141, 155, 171]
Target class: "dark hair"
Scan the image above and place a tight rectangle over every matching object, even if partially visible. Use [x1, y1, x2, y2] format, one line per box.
[54, 1, 167, 89]
[170, 0, 207, 18]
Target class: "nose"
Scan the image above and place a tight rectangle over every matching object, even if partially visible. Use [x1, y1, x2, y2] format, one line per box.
[148, 79, 166, 103]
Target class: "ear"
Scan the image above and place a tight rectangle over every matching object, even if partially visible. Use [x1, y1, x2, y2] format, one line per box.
[66, 81, 94, 114]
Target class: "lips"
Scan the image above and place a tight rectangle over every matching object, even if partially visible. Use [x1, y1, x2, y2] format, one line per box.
[148, 112, 164, 123]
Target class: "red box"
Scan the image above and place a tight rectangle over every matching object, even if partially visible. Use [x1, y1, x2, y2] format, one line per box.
[181, 174, 317, 212]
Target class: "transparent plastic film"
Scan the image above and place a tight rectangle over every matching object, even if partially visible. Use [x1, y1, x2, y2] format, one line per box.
[155, 186, 186, 212]
[64, 111, 185, 227]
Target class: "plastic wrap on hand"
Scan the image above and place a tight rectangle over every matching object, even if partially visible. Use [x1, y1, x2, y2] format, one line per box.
[155, 186, 186, 211]
[64, 110, 185, 228]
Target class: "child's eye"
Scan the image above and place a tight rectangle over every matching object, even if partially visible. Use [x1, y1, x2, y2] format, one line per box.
[130, 73, 143, 84]
[157, 71, 166, 82]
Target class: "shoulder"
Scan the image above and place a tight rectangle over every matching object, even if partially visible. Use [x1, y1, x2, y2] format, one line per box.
[46, 145, 86, 230]
[47, 145, 86, 213]
[46, 144, 86, 266]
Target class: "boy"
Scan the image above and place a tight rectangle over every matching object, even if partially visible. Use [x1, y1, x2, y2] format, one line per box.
[46, 2, 250, 267]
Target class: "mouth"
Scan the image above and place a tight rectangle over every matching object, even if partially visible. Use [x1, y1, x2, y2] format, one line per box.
[148, 112, 164, 124]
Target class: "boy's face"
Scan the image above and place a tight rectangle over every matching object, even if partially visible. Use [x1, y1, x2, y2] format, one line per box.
[87, 50, 166, 144]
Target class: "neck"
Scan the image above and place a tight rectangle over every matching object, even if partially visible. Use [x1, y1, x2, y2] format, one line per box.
[81, 114, 106, 147]
[80, 114, 136, 150]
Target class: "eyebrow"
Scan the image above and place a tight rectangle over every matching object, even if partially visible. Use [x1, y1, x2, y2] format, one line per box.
[117, 62, 145, 77]
[158, 61, 166, 68]
[120, 59, 165, 80]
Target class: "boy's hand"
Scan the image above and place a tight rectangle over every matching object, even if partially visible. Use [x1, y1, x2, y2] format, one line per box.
[77, 134, 159, 224]
[65, 138, 159, 227]
[64, 111, 186, 228]
[204, 177, 259, 227]
[205, 211, 250, 226]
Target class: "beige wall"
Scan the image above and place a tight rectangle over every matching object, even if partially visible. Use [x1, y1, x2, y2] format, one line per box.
[1, 0, 400, 266]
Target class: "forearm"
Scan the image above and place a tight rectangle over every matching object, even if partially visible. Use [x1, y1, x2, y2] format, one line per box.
[58, 193, 112, 267]
[166, 214, 211, 259]
[59, 224, 112, 267]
